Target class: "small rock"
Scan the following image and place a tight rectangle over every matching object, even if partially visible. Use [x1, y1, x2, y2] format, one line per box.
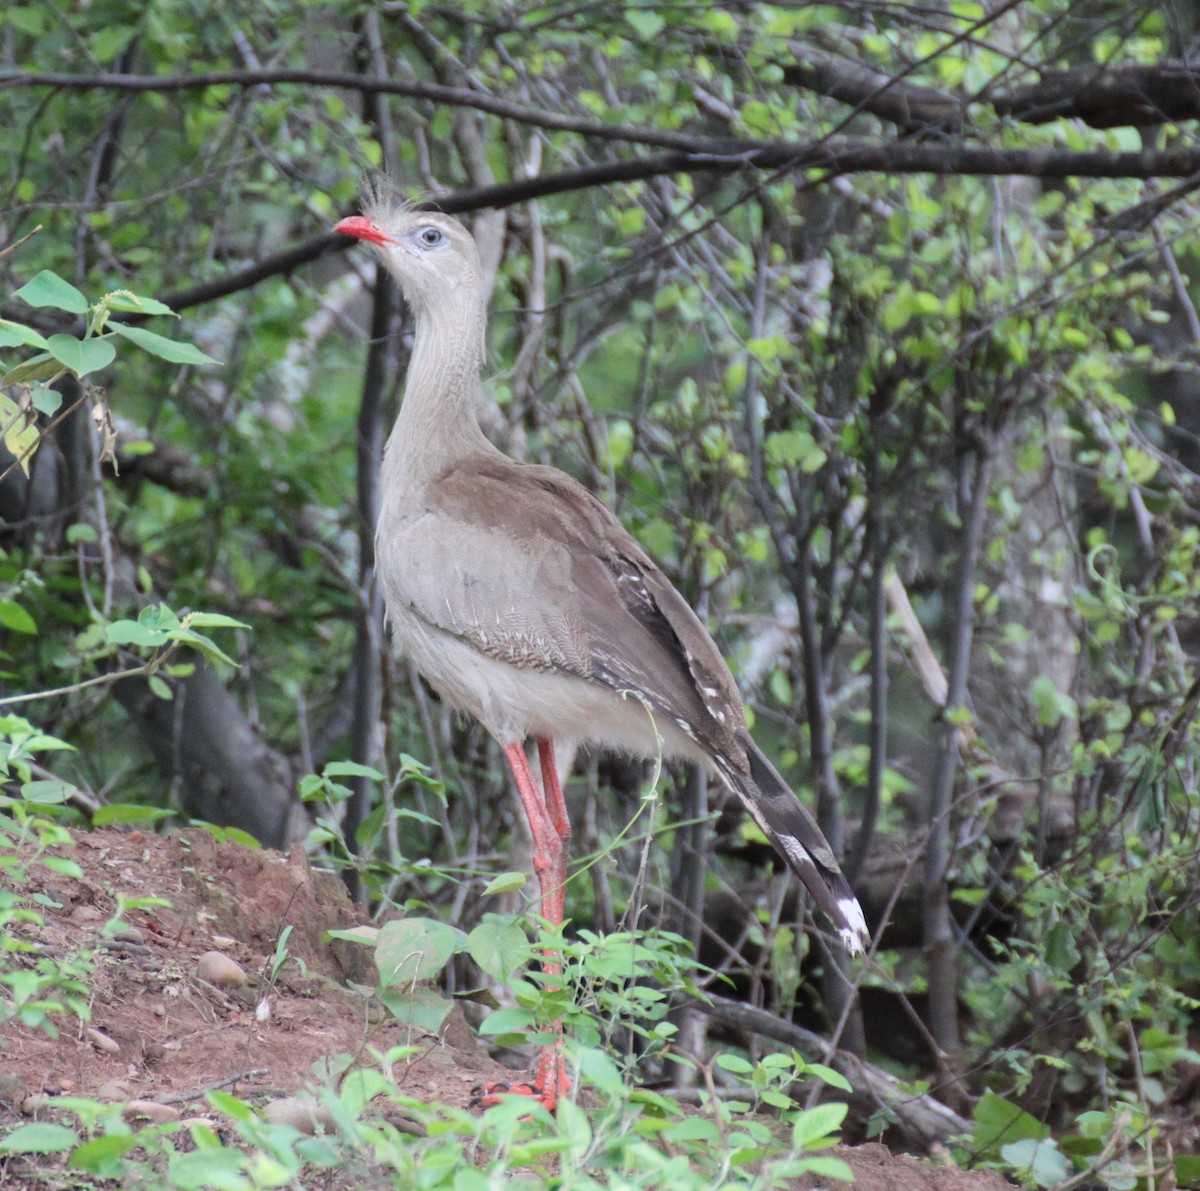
[87, 1027, 120, 1055]
[263, 1096, 334, 1134]
[124, 1100, 180, 1124]
[180, 1116, 216, 1130]
[210, 935, 238, 950]
[21, 1093, 50, 1114]
[197, 951, 247, 988]
[110, 925, 144, 944]
[97, 1079, 134, 1102]
[69, 904, 103, 926]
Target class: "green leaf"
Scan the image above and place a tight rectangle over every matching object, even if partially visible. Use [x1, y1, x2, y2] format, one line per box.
[805, 1062, 853, 1093]
[793, 1155, 853, 1181]
[0, 391, 39, 473]
[92, 804, 175, 827]
[106, 619, 167, 648]
[577, 1046, 625, 1099]
[183, 611, 250, 631]
[482, 871, 527, 895]
[375, 917, 466, 986]
[218, 827, 260, 849]
[0, 1122, 79, 1153]
[89, 24, 136, 64]
[323, 760, 385, 781]
[625, 9, 665, 38]
[66, 522, 98, 545]
[715, 1053, 754, 1074]
[1000, 1138, 1071, 1187]
[169, 629, 237, 669]
[68, 1132, 138, 1171]
[378, 985, 454, 1031]
[20, 779, 73, 804]
[665, 1116, 721, 1143]
[467, 916, 530, 982]
[14, 271, 88, 314]
[1176, 1156, 1200, 1187]
[0, 319, 50, 350]
[2, 354, 59, 386]
[339, 1068, 389, 1116]
[1029, 673, 1076, 728]
[170, 1147, 245, 1186]
[102, 292, 175, 316]
[46, 334, 116, 378]
[765, 429, 827, 473]
[207, 1090, 253, 1121]
[29, 385, 62, 416]
[0, 600, 37, 634]
[478, 1006, 536, 1037]
[40, 856, 84, 877]
[326, 925, 379, 947]
[108, 322, 219, 366]
[148, 675, 173, 701]
[973, 1091, 1048, 1151]
[791, 1101, 848, 1148]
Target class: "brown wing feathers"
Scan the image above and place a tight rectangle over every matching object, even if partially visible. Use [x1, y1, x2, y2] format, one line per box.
[565, 486, 870, 954]
[429, 443, 870, 952]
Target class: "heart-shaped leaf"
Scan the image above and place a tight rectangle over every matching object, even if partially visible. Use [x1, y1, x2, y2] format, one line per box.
[46, 334, 115, 378]
[14, 271, 88, 314]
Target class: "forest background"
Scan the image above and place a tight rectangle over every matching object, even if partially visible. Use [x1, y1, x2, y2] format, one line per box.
[3, 1, 1200, 1186]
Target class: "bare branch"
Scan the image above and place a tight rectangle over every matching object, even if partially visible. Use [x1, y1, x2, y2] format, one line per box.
[779, 46, 961, 133]
[993, 61, 1200, 128]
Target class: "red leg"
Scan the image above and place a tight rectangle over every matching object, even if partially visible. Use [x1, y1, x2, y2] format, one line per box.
[503, 742, 565, 932]
[536, 739, 572, 928]
[478, 741, 570, 1111]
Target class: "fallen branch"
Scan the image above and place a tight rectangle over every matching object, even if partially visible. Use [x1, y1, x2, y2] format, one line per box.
[693, 992, 971, 1146]
[153, 1067, 269, 1106]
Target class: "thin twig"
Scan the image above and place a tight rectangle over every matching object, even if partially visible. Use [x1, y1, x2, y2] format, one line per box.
[0, 643, 182, 707]
[153, 1067, 269, 1106]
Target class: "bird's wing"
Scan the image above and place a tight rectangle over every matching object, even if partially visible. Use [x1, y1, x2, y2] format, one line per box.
[378, 453, 746, 757]
[383, 453, 868, 953]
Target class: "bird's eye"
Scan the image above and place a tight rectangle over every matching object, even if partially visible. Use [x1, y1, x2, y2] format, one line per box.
[418, 226, 444, 247]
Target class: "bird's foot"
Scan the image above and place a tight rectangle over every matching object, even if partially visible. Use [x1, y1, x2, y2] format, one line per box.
[470, 1042, 570, 1112]
[469, 1078, 560, 1112]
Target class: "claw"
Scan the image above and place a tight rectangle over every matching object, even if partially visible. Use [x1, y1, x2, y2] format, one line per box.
[469, 1079, 553, 1111]
[469, 1044, 571, 1112]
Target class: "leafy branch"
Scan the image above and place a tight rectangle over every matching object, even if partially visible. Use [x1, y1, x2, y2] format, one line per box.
[0, 269, 219, 483]
[0, 605, 249, 712]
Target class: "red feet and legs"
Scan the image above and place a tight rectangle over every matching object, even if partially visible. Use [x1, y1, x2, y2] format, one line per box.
[476, 738, 571, 1111]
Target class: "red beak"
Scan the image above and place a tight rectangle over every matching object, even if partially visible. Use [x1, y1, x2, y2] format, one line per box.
[333, 216, 393, 245]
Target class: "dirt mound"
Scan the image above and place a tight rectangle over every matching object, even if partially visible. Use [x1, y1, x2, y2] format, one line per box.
[2, 828, 501, 1115]
[1, 827, 1013, 1189]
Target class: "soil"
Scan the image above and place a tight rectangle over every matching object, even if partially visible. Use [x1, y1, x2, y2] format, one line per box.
[0, 827, 1015, 1190]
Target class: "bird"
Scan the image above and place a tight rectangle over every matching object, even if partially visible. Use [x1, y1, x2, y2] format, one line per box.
[333, 183, 869, 1108]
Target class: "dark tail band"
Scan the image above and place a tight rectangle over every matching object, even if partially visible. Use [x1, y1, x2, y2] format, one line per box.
[720, 736, 869, 956]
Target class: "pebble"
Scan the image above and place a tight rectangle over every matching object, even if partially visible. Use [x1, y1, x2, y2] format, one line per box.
[87, 1028, 120, 1055]
[110, 925, 144, 944]
[263, 1096, 334, 1134]
[197, 951, 248, 988]
[97, 1079, 134, 1101]
[124, 1100, 180, 1124]
[22, 1093, 50, 1114]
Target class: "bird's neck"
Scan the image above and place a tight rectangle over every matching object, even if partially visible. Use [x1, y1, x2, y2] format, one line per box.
[385, 290, 493, 489]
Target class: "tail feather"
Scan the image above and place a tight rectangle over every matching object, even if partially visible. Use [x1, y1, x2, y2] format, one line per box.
[718, 736, 869, 956]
